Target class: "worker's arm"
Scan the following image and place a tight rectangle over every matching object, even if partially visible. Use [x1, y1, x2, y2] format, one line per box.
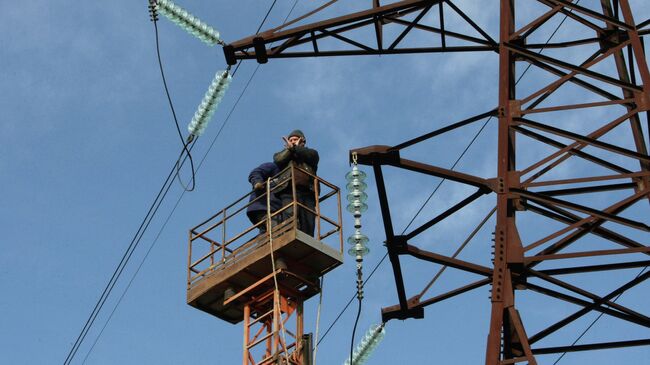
[293, 146, 319, 173]
[273, 147, 293, 168]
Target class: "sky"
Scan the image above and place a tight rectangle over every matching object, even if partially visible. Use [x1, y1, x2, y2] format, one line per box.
[1, 0, 649, 364]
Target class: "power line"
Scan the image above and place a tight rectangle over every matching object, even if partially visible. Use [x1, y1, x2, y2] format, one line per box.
[153, 18, 196, 192]
[63, 143, 195, 365]
[72, 1, 291, 362]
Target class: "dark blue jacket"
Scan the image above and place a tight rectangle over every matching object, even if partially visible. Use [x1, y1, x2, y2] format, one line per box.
[247, 162, 281, 216]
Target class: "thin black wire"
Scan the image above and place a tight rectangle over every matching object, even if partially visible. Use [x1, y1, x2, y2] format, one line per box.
[80, 168, 190, 364]
[63, 142, 195, 365]
[154, 19, 196, 192]
[349, 298, 362, 364]
[551, 266, 648, 365]
[75, 1, 289, 362]
[77, 66, 257, 361]
[320, 1, 583, 348]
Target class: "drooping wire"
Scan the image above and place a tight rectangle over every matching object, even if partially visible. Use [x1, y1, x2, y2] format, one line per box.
[73, 1, 292, 362]
[80, 150, 192, 364]
[152, 4, 196, 192]
[63, 141, 196, 365]
[349, 299, 362, 365]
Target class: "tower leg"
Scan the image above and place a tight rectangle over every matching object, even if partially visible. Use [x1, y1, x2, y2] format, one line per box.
[242, 287, 305, 365]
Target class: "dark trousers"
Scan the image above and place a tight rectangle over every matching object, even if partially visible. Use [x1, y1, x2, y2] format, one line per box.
[279, 188, 316, 236]
[247, 211, 272, 234]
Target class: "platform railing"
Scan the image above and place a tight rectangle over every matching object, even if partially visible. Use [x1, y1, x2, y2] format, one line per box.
[188, 165, 343, 287]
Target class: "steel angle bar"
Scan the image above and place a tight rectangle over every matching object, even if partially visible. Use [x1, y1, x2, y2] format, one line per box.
[520, 54, 622, 107]
[414, 277, 491, 307]
[532, 339, 650, 355]
[536, 0, 606, 35]
[319, 28, 375, 51]
[520, 110, 638, 182]
[405, 188, 489, 240]
[388, 4, 433, 50]
[521, 189, 647, 253]
[513, 126, 632, 176]
[514, 188, 650, 232]
[390, 108, 497, 151]
[639, 18, 650, 29]
[442, 0, 496, 44]
[541, 0, 633, 31]
[521, 98, 635, 115]
[405, 244, 492, 276]
[506, 42, 641, 92]
[522, 200, 646, 251]
[527, 269, 650, 321]
[524, 171, 650, 188]
[384, 17, 497, 47]
[393, 157, 491, 188]
[516, 118, 650, 163]
[351, 145, 492, 189]
[373, 164, 410, 313]
[534, 183, 636, 196]
[527, 270, 650, 344]
[526, 247, 650, 263]
[525, 37, 601, 49]
[526, 286, 650, 345]
[538, 260, 650, 275]
[382, 278, 491, 321]
[514, 3, 566, 39]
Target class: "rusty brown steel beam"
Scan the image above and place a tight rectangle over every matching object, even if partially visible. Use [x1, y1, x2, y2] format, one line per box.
[516, 118, 650, 163]
[536, 0, 607, 35]
[513, 188, 650, 232]
[528, 269, 650, 321]
[391, 109, 497, 150]
[223, 0, 502, 64]
[385, 17, 497, 46]
[405, 188, 489, 239]
[528, 270, 650, 344]
[382, 278, 490, 321]
[537, 260, 650, 275]
[532, 339, 650, 354]
[442, 0, 496, 44]
[513, 126, 632, 175]
[387, 4, 433, 50]
[351, 145, 492, 189]
[405, 244, 493, 276]
[543, 0, 633, 30]
[535, 182, 636, 196]
[373, 163, 410, 314]
[523, 200, 647, 251]
[506, 42, 641, 92]
[525, 189, 649, 256]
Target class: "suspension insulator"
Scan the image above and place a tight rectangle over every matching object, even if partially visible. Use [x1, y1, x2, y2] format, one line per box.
[187, 70, 232, 137]
[155, 0, 222, 46]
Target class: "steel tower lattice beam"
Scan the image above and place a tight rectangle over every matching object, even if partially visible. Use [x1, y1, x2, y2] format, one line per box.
[225, 0, 650, 363]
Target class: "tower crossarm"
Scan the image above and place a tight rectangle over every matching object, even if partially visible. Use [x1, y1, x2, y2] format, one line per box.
[223, 0, 498, 64]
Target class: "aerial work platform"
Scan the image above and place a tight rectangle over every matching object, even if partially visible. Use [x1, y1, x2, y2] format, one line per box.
[186, 166, 344, 325]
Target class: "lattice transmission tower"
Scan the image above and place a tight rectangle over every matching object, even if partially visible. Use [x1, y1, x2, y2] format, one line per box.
[224, 1, 650, 363]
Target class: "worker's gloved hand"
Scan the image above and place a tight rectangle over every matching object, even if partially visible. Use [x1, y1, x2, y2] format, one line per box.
[253, 182, 264, 191]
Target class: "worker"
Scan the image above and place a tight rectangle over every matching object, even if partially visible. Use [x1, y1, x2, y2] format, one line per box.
[273, 129, 319, 236]
[246, 162, 281, 234]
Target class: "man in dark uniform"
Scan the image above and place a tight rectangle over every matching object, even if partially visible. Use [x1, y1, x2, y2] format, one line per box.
[246, 162, 281, 233]
[273, 129, 319, 236]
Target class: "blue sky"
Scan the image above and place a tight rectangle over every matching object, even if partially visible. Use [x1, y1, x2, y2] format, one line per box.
[2, 1, 649, 364]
